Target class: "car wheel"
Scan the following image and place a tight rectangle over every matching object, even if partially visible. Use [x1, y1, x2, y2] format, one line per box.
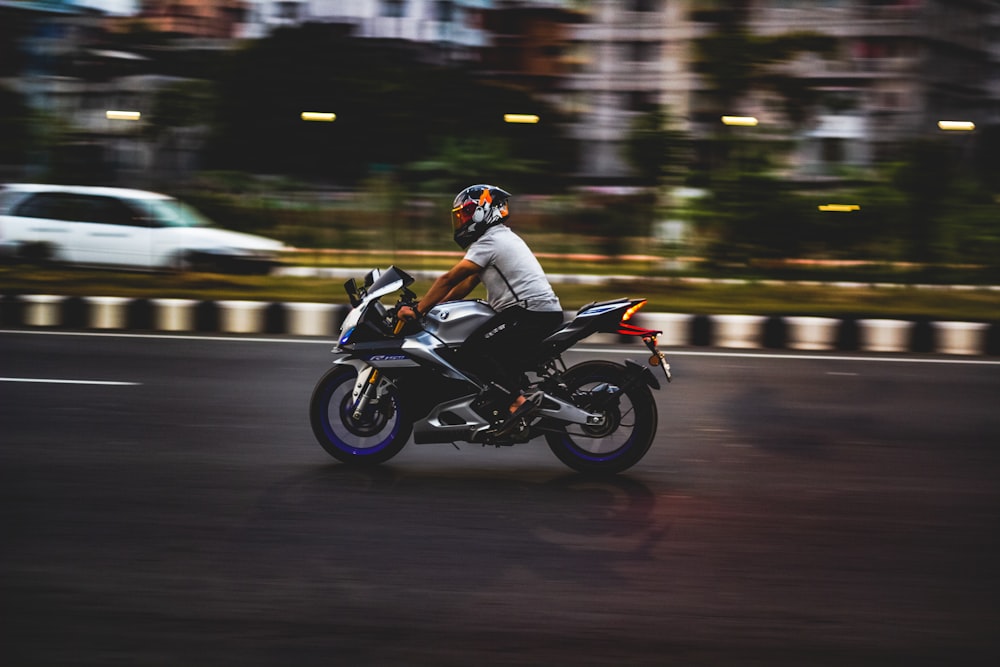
[20, 242, 56, 265]
[172, 251, 217, 273]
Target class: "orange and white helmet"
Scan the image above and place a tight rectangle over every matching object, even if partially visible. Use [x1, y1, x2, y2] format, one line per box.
[451, 184, 510, 249]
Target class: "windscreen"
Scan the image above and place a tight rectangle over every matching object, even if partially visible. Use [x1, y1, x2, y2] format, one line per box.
[137, 198, 215, 228]
[367, 266, 414, 298]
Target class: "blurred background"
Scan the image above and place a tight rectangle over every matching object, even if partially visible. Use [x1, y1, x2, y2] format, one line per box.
[1, 0, 999, 269]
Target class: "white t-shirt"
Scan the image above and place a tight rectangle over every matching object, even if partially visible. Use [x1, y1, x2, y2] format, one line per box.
[463, 225, 562, 313]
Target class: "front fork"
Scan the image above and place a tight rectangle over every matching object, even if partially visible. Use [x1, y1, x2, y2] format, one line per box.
[351, 366, 382, 420]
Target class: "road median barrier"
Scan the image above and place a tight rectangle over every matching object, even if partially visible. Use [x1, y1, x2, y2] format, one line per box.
[152, 298, 198, 332]
[1, 293, 996, 355]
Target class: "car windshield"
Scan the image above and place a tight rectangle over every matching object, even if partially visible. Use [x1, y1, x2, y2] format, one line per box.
[0, 189, 21, 213]
[137, 198, 215, 228]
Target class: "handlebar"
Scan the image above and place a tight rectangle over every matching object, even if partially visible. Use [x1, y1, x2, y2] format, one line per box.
[392, 290, 421, 336]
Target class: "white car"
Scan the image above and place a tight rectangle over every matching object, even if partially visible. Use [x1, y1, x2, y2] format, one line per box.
[0, 183, 285, 274]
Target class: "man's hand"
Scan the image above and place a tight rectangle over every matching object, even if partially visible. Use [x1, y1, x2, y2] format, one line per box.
[397, 304, 420, 322]
[401, 259, 482, 324]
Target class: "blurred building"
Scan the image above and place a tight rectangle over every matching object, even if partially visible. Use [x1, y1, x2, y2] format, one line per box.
[3, 0, 1000, 185]
[239, 0, 491, 56]
[0, 1, 116, 181]
[238, 0, 304, 35]
[561, 0, 677, 179]
[741, 0, 1000, 177]
[0, 1, 101, 79]
[135, 0, 248, 38]
[0, 0, 219, 183]
[559, 0, 1000, 180]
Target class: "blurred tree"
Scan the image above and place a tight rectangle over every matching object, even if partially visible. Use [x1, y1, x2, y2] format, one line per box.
[0, 85, 34, 167]
[0, 8, 28, 78]
[840, 179, 908, 261]
[205, 24, 574, 187]
[623, 106, 688, 187]
[812, 138, 999, 267]
[694, 9, 835, 129]
[889, 140, 954, 263]
[688, 11, 837, 262]
[147, 80, 216, 137]
[620, 106, 692, 257]
[405, 136, 545, 194]
[689, 136, 804, 264]
[575, 191, 658, 258]
[145, 79, 218, 182]
[937, 178, 1000, 266]
[972, 125, 1000, 194]
[929, 133, 1000, 267]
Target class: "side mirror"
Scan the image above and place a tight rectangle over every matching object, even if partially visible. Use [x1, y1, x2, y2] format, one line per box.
[344, 278, 362, 307]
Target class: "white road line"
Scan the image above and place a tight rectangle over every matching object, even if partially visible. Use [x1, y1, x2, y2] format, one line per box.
[0, 329, 332, 345]
[0, 377, 140, 386]
[577, 348, 1000, 366]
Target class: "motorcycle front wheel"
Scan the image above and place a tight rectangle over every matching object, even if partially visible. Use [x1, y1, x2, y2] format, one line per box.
[310, 365, 412, 466]
[545, 360, 658, 474]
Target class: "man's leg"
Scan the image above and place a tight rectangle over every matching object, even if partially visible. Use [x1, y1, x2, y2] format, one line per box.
[457, 307, 528, 399]
[459, 308, 562, 428]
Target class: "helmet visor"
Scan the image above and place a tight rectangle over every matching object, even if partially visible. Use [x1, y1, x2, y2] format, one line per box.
[451, 200, 477, 232]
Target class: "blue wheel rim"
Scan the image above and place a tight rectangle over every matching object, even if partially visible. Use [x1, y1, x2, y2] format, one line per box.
[320, 371, 401, 457]
[560, 375, 637, 462]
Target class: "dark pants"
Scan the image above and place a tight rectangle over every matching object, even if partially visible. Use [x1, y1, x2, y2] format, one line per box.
[456, 306, 564, 396]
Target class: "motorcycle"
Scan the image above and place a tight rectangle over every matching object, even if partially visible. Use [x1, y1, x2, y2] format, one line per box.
[309, 266, 672, 474]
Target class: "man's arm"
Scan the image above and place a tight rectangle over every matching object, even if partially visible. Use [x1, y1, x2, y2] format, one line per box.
[399, 259, 482, 320]
[443, 272, 481, 302]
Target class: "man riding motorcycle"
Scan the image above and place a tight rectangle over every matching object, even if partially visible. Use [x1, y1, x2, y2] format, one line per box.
[397, 184, 564, 435]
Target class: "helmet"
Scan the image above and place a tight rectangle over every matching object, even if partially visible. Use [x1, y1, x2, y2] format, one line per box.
[451, 184, 511, 249]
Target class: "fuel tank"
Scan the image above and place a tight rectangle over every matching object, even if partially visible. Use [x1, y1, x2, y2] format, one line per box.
[423, 300, 495, 346]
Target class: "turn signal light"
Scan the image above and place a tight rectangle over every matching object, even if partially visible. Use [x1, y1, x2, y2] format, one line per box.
[622, 300, 647, 322]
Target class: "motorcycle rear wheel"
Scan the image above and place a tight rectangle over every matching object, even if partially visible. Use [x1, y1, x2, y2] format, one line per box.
[310, 365, 412, 465]
[545, 360, 658, 474]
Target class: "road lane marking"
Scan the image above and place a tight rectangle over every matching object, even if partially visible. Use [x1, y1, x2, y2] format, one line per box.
[578, 348, 1000, 366]
[0, 329, 332, 345]
[0, 377, 140, 386]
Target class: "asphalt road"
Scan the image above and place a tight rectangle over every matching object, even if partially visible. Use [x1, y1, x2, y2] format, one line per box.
[2, 330, 999, 666]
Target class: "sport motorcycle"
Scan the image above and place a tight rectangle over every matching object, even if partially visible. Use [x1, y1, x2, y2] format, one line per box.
[309, 266, 671, 474]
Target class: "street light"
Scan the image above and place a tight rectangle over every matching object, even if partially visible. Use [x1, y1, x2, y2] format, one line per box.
[301, 112, 337, 122]
[818, 204, 861, 212]
[504, 113, 540, 124]
[721, 115, 758, 127]
[106, 110, 141, 121]
[937, 120, 975, 131]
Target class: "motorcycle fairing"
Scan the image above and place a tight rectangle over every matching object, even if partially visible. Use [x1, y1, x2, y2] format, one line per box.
[412, 391, 607, 445]
[337, 327, 484, 386]
[539, 298, 644, 355]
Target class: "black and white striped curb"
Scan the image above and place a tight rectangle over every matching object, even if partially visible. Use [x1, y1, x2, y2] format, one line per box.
[3, 293, 998, 355]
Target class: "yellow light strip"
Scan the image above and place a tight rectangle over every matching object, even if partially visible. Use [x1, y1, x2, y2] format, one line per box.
[818, 204, 861, 212]
[106, 110, 141, 121]
[301, 111, 337, 122]
[721, 115, 758, 127]
[504, 114, 540, 124]
[623, 300, 647, 321]
[938, 120, 975, 131]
